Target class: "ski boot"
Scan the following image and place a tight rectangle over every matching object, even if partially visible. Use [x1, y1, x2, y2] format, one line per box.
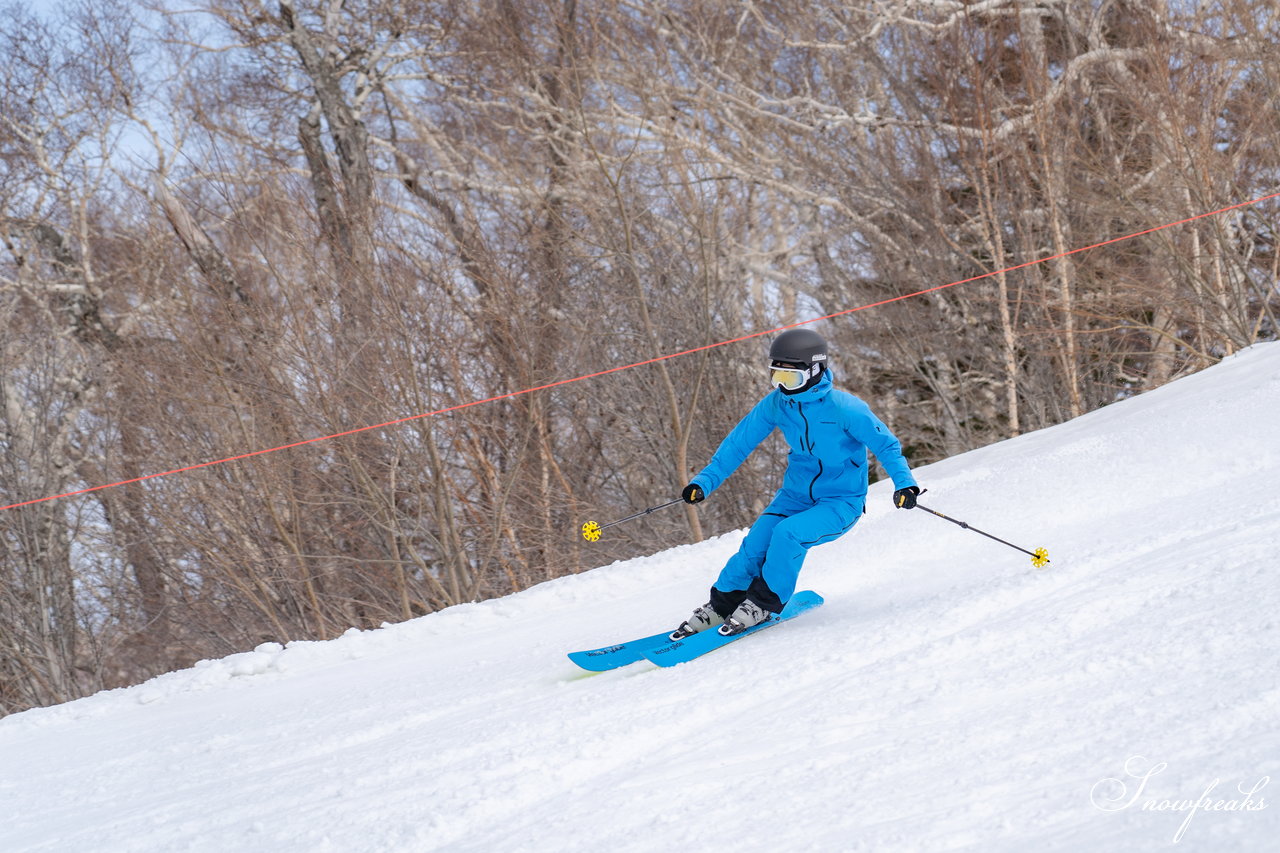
[719, 599, 772, 636]
[670, 603, 723, 640]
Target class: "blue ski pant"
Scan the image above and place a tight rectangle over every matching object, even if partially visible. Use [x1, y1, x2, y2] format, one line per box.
[711, 492, 862, 614]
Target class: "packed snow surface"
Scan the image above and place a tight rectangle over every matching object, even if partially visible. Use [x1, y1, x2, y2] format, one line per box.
[3, 344, 1279, 852]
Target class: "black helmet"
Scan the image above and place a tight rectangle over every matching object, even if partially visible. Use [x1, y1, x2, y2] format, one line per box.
[769, 328, 828, 365]
[767, 328, 828, 394]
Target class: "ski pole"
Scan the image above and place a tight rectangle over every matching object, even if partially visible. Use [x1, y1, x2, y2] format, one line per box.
[581, 498, 684, 542]
[915, 502, 1051, 568]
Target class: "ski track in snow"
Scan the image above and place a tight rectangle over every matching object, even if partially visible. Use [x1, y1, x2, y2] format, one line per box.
[3, 344, 1279, 852]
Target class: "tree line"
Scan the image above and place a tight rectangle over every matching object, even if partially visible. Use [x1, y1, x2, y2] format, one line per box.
[2, 0, 1277, 715]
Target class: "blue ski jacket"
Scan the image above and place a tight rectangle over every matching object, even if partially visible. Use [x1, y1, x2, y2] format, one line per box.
[691, 369, 916, 504]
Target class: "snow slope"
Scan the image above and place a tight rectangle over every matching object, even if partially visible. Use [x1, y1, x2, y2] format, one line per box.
[3, 344, 1279, 853]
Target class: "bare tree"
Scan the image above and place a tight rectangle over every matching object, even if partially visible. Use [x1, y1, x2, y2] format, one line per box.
[2, 0, 1277, 717]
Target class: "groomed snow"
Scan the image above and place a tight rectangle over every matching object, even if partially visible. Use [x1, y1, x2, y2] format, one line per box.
[2, 344, 1278, 852]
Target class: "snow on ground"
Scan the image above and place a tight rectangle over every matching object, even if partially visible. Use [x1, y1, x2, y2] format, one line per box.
[2, 344, 1279, 852]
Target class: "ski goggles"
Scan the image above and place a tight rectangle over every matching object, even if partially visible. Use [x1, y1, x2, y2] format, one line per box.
[768, 361, 820, 391]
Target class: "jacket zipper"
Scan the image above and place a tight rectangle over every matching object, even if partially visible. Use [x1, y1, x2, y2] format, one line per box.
[797, 401, 823, 498]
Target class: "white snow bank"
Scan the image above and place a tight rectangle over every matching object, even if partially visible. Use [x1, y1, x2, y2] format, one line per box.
[2, 344, 1278, 852]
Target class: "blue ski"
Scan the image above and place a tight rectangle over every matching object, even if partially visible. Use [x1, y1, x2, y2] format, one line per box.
[567, 631, 674, 672]
[641, 590, 824, 668]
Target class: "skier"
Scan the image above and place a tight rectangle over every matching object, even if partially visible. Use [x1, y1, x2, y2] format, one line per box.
[674, 328, 920, 638]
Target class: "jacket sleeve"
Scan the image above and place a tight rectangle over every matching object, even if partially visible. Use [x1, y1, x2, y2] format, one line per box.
[690, 396, 777, 496]
[845, 398, 917, 490]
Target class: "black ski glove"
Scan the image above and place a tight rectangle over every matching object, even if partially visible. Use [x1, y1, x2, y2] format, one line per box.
[893, 485, 920, 509]
[681, 483, 705, 504]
